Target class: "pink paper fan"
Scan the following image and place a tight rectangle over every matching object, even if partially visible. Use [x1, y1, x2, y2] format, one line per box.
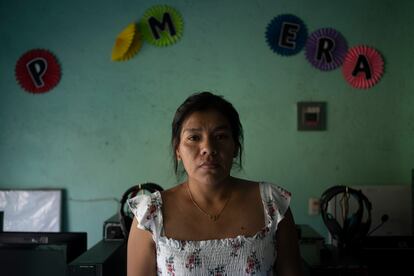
[342, 45, 384, 89]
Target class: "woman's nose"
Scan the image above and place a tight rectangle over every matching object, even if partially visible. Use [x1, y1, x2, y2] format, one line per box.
[200, 139, 217, 156]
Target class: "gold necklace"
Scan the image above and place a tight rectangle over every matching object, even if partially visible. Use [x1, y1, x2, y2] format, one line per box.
[186, 182, 232, 222]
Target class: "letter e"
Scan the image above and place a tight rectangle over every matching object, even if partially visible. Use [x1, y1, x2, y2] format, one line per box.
[279, 22, 300, 49]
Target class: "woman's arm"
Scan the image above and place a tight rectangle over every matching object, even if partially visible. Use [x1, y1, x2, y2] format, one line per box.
[275, 208, 304, 276]
[127, 217, 157, 276]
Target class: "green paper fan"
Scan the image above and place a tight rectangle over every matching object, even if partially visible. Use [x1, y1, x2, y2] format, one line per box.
[140, 5, 184, 47]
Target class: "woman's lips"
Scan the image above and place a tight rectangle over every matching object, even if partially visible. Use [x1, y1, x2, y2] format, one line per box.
[199, 162, 220, 169]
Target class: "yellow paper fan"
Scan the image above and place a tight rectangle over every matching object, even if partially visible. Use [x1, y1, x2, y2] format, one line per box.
[121, 28, 142, 61]
[111, 22, 142, 61]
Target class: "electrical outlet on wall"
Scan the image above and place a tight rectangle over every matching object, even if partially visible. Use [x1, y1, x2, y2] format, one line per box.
[308, 197, 320, 216]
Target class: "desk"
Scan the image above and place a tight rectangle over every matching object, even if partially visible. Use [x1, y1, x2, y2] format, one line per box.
[301, 244, 368, 276]
[298, 225, 368, 276]
[299, 228, 414, 276]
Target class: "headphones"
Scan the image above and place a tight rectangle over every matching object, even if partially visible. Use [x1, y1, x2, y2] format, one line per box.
[118, 182, 164, 240]
[320, 185, 372, 248]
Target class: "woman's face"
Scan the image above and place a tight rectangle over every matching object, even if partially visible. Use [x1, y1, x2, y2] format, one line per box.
[176, 110, 236, 186]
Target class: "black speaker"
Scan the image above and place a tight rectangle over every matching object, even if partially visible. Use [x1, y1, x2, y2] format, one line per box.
[320, 185, 372, 248]
[103, 214, 123, 241]
[0, 232, 86, 276]
[68, 240, 126, 276]
[412, 169, 414, 235]
[0, 211, 3, 232]
[118, 182, 163, 240]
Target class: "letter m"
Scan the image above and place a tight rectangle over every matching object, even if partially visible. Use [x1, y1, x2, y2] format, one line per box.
[148, 12, 176, 40]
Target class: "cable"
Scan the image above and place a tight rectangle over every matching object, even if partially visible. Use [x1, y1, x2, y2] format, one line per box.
[68, 197, 119, 204]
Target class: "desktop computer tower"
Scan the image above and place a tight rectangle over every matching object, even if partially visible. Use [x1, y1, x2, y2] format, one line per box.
[68, 239, 126, 276]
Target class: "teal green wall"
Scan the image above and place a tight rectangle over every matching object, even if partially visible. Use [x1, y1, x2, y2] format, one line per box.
[1, 0, 413, 247]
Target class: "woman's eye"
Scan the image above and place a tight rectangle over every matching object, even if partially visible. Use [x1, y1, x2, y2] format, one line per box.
[188, 135, 200, 141]
[215, 133, 228, 140]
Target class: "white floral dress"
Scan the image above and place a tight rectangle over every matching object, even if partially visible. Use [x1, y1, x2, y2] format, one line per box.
[128, 182, 291, 276]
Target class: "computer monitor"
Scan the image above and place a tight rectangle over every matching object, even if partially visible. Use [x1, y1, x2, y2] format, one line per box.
[0, 189, 62, 232]
[0, 232, 87, 276]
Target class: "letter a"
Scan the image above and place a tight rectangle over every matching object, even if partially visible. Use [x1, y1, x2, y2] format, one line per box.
[352, 55, 372, 80]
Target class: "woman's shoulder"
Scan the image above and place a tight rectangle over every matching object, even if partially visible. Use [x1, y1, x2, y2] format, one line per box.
[128, 190, 163, 215]
[259, 181, 292, 198]
[232, 177, 259, 190]
[159, 183, 188, 219]
[257, 181, 291, 224]
[160, 183, 185, 202]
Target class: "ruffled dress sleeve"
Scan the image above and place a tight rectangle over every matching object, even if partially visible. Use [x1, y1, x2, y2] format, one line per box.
[261, 182, 292, 226]
[127, 191, 163, 242]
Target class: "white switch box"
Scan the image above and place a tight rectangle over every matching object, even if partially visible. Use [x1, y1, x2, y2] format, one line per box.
[308, 197, 320, 216]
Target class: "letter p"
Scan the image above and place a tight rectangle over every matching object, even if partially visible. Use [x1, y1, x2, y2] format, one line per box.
[26, 58, 48, 88]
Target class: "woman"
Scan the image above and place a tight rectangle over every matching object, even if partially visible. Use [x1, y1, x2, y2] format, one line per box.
[127, 92, 303, 275]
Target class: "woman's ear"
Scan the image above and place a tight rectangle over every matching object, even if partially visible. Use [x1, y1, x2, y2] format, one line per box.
[176, 149, 181, 160]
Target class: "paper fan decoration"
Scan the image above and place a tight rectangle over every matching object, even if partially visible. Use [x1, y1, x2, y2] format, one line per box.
[342, 45, 384, 89]
[140, 5, 184, 47]
[265, 14, 308, 56]
[15, 49, 61, 94]
[305, 28, 348, 71]
[112, 22, 142, 61]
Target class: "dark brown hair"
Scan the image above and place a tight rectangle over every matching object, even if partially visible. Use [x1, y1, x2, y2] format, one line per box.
[171, 91, 244, 175]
